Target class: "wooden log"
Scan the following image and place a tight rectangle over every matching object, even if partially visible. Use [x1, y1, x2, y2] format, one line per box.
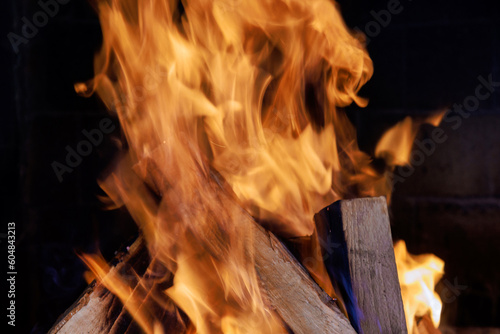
[314, 196, 407, 334]
[251, 222, 356, 334]
[48, 238, 149, 334]
[50, 196, 404, 334]
[49, 220, 356, 334]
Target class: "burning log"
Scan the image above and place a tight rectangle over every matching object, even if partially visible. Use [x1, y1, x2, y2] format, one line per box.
[48, 238, 150, 334]
[251, 222, 355, 334]
[49, 197, 409, 334]
[61, 0, 412, 331]
[289, 197, 408, 333]
[49, 218, 356, 334]
[315, 197, 408, 334]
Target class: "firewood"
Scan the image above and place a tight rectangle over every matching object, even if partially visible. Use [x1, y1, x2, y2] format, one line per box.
[48, 238, 149, 334]
[313, 196, 408, 334]
[49, 221, 356, 334]
[251, 222, 356, 334]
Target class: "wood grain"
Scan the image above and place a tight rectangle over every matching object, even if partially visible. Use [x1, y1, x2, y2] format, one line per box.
[48, 238, 148, 334]
[50, 220, 356, 334]
[315, 196, 407, 334]
[251, 221, 356, 334]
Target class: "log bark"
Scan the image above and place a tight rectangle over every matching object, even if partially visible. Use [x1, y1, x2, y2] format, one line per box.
[49, 221, 356, 334]
[314, 196, 407, 334]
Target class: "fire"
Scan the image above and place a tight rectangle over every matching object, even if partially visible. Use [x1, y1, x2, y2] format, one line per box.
[375, 114, 447, 333]
[75, 0, 445, 332]
[375, 113, 445, 166]
[394, 240, 445, 333]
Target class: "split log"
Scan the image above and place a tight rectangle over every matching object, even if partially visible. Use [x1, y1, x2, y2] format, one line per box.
[314, 196, 407, 334]
[49, 220, 356, 334]
[50, 197, 405, 334]
[48, 238, 150, 334]
[251, 222, 355, 334]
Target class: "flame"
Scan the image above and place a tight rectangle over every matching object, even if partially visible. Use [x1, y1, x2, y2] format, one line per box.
[394, 240, 445, 333]
[375, 113, 445, 166]
[376, 114, 446, 333]
[375, 116, 416, 166]
[75, 0, 446, 332]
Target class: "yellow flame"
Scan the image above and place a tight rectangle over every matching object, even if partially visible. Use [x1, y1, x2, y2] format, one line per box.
[75, 0, 446, 332]
[375, 112, 445, 166]
[394, 240, 445, 333]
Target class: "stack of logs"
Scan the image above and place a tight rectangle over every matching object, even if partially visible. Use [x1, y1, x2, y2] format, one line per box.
[49, 197, 409, 334]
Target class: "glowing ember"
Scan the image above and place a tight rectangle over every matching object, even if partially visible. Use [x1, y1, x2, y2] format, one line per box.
[394, 240, 445, 333]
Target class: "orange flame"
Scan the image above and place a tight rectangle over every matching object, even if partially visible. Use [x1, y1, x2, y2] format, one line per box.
[377, 113, 446, 332]
[76, 0, 446, 332]
[394, 240, 445, 333]
[375, 113, 445, 166]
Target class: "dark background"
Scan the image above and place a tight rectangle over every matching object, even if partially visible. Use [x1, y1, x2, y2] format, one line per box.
[1, 0, 499, 332]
